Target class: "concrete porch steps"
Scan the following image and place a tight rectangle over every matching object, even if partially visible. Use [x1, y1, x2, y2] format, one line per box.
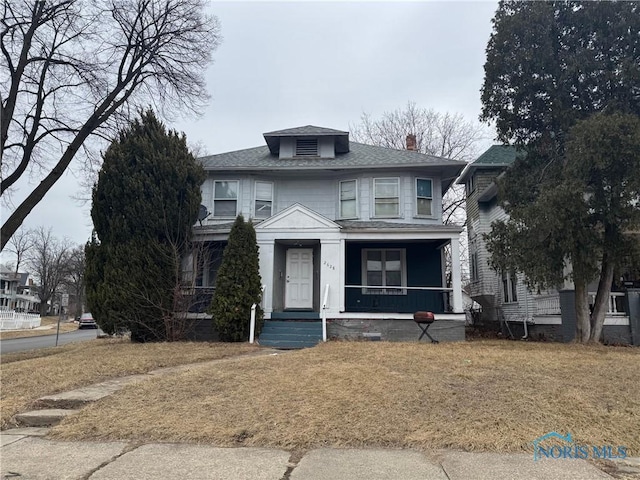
[258, 320, 322, 349]
[14, 409, 80, 427]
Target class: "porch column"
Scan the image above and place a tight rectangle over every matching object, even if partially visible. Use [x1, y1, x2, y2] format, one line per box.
[257, 240, 274, 315]
[339, 238, 346, 312]
[450, 236, 463, 313]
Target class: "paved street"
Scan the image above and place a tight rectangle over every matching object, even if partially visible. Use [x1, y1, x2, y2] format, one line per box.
[0, 328, 100, 354]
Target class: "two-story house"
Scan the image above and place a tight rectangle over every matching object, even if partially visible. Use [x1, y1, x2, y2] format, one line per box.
[0, 266, 40, 313]
[458, 145, 638, 344]
[190, 125, 467, 345]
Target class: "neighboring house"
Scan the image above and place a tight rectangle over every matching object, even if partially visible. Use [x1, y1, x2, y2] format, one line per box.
[189, 125, 467, 345]
[0, 266, 40, 313]
[457, 145, 639, 344]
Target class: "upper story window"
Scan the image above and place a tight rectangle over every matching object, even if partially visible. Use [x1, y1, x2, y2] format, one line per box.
[502, 271, 518, 303]
[373, 178, 400, 217]
[339, 179, 357, 219]
[466, 175, 475, 195]
[295, 138, 318, 156]
[362, 248, 407, 295]
[470, 250, 479, 282]
[213, 180, 238, 217]
[416, 178, 433, 216]
[254, 181, 273, 219]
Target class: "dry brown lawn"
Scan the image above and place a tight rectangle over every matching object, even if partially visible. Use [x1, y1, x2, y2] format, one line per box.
[0, 316, 78, 339]
[49, 340, 640, 455]
[0, 339, 259, 428]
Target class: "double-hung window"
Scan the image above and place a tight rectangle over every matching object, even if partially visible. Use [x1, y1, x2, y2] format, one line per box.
[339, 180, 357, 219]
[502, 271, 518, 303]
[213, 180, 238, 217]
[416, 178, 433, 216]
[362, 249, 406, 295]
[374, 178, 400, 217]
[254, 181, 273, 219]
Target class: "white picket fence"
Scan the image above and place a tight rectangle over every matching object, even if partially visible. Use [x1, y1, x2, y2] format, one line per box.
[0, 311, 41, 330]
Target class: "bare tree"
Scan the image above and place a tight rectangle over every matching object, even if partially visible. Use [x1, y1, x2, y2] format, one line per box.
[350, 101, 486, 226]
[5, 226, 32, 274]
[26, 227, 71, 315]
[351, 102, 483, 286]
[1, 0, 221, 250]
[351, 101, 485, 162]
[62, 245, 85, 319]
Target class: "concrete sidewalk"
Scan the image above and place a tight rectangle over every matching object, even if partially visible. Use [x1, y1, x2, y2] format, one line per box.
[1, 429, 628, 480]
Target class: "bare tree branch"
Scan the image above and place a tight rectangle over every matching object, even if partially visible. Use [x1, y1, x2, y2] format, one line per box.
[1, 0, 221, 249]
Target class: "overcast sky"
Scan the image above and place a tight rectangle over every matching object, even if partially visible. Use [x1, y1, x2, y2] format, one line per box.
[5, 1, 499, 257]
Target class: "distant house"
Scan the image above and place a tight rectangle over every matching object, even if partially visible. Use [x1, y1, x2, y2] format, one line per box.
[457, 145, 639, 344]
[0, 266, 40, 313]
[188, 125, 467, 346]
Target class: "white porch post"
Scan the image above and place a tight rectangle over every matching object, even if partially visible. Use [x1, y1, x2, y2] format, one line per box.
[450, 236, 463, 313]
[257, 240, 275, 315]
[339, 238, 346, 312]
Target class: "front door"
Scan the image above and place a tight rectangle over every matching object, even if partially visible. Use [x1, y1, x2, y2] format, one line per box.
[285, 248, 313, 309]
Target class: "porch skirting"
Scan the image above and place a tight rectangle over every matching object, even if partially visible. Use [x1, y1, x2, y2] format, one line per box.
[327, 318, 464, 343]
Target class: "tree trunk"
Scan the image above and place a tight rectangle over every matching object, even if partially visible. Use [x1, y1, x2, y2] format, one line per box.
[589, 252, 615, 343]
[574, 278, 591, 342]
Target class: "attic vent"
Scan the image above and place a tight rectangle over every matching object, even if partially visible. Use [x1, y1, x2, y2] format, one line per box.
[295, 139, 318, 156]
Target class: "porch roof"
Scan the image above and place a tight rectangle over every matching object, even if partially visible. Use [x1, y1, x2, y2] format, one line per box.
[336, 220, 463, 234]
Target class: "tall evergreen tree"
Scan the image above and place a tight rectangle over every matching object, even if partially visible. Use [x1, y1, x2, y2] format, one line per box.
[481, 1, 640, 342]
[86, 110, 205, 341]
[209, 215, 263, 342]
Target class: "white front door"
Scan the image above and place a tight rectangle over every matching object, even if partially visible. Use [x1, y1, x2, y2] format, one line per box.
[285, 248, 313, 309]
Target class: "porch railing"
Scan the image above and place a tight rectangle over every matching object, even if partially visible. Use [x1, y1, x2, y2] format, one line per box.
[589, 291, 627, 316]
[534, 292, 627, 316]
[534, 294, 561, 315]
[179, 286, 215, 313]
[344, 285, 453, 313]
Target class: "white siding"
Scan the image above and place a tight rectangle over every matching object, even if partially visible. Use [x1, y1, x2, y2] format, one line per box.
[279, 138, 294, 159]
[276, 178, 337, 219]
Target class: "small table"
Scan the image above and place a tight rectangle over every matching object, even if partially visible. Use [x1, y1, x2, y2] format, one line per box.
[413, 311, 438, 343]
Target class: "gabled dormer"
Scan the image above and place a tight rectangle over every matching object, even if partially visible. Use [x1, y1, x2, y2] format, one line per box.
[263, 125, 349, 159]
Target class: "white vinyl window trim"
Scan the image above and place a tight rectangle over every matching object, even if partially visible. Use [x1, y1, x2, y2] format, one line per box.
[415, 178, 433, 217]
[339, 179, 358, 219]
[373, 177, 400, 217]
[361, 248, 407, 295]
[213, 180, 239, 218]
[254, 181, 273, 219]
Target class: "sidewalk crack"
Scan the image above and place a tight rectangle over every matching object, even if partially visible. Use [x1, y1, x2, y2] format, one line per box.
[280, 450, 305, 480]
[81, 441, 144, 480]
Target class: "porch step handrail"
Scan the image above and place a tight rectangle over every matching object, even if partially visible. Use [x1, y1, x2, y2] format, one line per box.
[249, 285, 266, 344]
[321, 284, 329, 342]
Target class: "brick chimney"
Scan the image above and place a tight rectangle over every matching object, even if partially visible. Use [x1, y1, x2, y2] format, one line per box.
[406, 134, 417, 151]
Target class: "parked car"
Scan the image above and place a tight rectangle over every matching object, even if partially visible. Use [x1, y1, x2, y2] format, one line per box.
[78, 312, 97, 329]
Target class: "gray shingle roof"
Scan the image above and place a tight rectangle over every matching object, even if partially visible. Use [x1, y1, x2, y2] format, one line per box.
[336, 220, 463, 233]
[263, 125, 348, 137]
[200, 141, 465, 171]
[456, 145, 526, 184]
